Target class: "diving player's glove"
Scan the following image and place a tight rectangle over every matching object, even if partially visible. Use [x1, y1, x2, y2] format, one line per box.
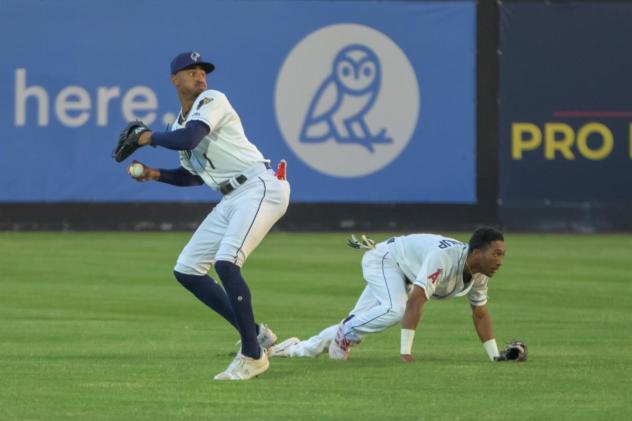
[494, 340, 528, 362]
[113, 120, 151, 162]
[347, 234, 376, 250]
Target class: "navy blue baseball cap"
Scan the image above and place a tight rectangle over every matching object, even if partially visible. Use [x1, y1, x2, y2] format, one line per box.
[170, 51, 215, 75]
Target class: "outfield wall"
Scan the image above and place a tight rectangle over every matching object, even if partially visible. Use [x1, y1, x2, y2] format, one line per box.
[497, 1, 632, 232]
[0, 0, 629, 231]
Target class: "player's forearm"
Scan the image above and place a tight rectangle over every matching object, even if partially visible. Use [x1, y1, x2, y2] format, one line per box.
[472, 306, 494, 342]
[401, 286, 427, 330]
[399, 289, 426, 361]
[401, 300, 422, 330]
[157, 167, 204, 186]
[472, 305, 499, 361]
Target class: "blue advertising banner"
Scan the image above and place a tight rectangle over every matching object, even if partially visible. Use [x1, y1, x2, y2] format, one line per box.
[499, 2, 632, 203]
[0, 0, 476, 203]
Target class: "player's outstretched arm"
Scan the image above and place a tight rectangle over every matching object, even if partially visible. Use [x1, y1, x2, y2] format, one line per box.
[400, 285, 428, 362]
[471, 304, 499, 361]
[141, 121, 210, 151]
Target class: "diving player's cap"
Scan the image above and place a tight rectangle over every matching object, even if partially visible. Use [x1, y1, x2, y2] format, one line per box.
[170, 51, 215, 75]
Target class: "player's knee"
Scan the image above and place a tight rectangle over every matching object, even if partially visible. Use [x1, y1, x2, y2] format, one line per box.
[391, 301, 406, 322]
[174, 258, 207, 276]
[173, 270, 203, 287]
[392, 305, 406, 321]
[386, 305, 406, 324]
[214, 260, 240, 280]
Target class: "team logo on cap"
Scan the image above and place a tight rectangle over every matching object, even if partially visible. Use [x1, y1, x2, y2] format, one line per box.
[191, 52, 200, 61]
[275, 24, 420, 178]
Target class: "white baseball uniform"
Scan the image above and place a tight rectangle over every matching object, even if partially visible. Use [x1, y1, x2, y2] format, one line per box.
[172, 89, 290, 273]
[282, 234, 489, 358]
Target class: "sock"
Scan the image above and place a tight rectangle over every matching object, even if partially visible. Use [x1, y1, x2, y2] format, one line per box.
[214, 261, 261, 359]
[342, 314, 362, 342]
[173, 271, 239, 330]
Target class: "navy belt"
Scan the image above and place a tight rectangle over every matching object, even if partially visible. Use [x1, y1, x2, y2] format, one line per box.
[219, 162, 271, 195]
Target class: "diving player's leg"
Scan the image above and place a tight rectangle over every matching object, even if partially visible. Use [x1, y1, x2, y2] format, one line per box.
[326, 286, 378, 360]
[342, 249, 408, 338]
[273, 286, 379, 359]
[270, 324, 339, 358]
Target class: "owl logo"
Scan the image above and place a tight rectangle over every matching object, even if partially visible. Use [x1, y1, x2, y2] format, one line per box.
[299, 44, 392, 153]
[275, 23, 420, 177]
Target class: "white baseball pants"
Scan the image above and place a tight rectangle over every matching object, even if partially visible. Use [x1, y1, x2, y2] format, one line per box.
[174, 169, 290, 274]
[287, 242, 409, 357]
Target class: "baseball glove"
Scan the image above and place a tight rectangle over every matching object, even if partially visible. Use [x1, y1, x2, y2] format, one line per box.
[494, 340, 528, 362]
[113, 121, 151, 162]
[347, 234, 376, 250]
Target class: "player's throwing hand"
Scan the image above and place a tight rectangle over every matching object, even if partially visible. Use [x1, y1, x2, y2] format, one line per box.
[127, 160, 159, 182]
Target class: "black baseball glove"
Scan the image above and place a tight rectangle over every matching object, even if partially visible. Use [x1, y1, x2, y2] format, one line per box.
[494, 340, 528, 362]
[113, 121, 151, 162]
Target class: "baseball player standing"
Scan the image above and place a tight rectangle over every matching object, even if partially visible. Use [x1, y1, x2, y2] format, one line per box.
[118, 51, 290, 380]
[270, 227, 508, 362]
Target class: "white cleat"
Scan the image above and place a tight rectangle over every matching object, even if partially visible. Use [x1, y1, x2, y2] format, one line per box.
[257, 323, 278, 349]
[269, 337, 301, 358]
[328, 322, 353, 360]
[234, 323, 278, 349]
[214, 348, 270, 381]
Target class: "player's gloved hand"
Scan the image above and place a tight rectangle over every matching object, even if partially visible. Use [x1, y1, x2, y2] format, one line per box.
[113, 120, 151, 162]
[400, 354, 415, 363]
[347, 234, 376, 250]
[494, 340, 528, 362]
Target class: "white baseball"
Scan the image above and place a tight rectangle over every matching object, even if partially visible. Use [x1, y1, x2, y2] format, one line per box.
[128, 163, 144, 178]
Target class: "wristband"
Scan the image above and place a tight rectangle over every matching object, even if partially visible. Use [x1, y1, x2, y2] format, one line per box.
[483, 339, 499, 361]
[400, 329, 415, 355]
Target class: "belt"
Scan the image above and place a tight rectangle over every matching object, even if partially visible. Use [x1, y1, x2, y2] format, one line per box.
[219, 162, 271, 195]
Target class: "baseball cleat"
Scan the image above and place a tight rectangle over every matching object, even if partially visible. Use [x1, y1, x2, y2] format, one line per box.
[234, 323, 278, 349]
[214, 348, 270, 381]
[223, 351, 244, 373]
[328, 321, 353, 360]
[269, 337, 301, 358]
[257, 323, 278, 349]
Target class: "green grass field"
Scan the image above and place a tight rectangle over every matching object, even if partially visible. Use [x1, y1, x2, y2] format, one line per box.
[1, 232, 630, 420]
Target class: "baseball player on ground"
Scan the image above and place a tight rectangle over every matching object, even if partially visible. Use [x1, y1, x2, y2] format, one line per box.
[118, 51, 290, 380]
[270, 227, 508, 362]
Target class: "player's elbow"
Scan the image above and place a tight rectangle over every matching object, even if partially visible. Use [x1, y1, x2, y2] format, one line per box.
[408, 285, 428, 303]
